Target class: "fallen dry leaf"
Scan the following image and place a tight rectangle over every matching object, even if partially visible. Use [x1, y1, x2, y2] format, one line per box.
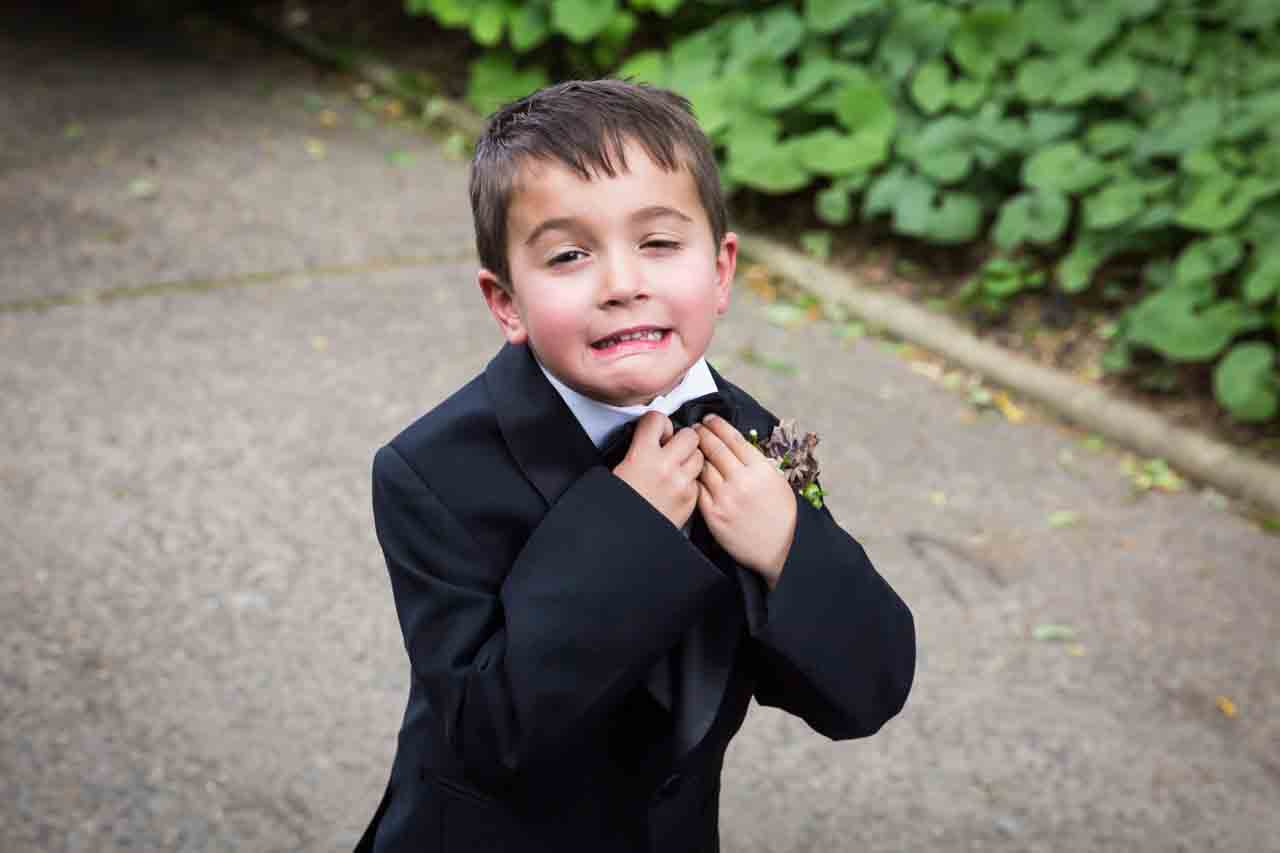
[1047, 510, 1080, 528]
[993, 390, 1026, 423]
[1215, 696, 1238, 718]
[1032, 623, 1076, 641]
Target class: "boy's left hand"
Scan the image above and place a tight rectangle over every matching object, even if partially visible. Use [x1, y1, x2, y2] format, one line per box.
[694, 415, 796, 591]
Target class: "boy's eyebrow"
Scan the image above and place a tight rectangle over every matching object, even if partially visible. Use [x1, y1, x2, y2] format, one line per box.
[523, 206, 694, 246]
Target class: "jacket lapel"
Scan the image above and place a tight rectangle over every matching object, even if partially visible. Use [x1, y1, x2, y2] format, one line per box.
[484, 342, 601, 508]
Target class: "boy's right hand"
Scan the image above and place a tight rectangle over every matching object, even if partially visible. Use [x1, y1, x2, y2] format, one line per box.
[612, 411, 704, 529]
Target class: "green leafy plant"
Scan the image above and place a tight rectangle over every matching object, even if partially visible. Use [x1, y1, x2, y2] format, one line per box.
[957, 255, 1045, 319]
[407, 0, 1280, 424]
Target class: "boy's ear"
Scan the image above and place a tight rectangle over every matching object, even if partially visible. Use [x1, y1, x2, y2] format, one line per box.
[714, 231, 739, 316]
[478, 268, 528, 345]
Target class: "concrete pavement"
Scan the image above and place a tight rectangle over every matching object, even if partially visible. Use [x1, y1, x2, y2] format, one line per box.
[2, 9, 1277, 852]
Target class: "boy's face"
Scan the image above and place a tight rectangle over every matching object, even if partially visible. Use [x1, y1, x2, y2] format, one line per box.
[479, 140, 737, 407]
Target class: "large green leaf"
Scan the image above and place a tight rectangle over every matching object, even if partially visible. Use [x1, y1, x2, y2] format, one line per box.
[666, 30, 722, 92]
[993, 191, 1071, 249]
[730, 7, 806, 63]
[1126, 288, 1264, 362]
[1023, 142, 1108, 194]
[753, 57, 837, 112]
[951, 6, 1027, 78]
[816, 183, 852, 225]
[1176, 176, 1280, 232]
[893, 182, 983, 244]
[832, 76, 897, 164]
[1026, 110, 1079, 146]
[1014, 57, 1058, 103]
[902, 116, 975, 184]
[466, 52, 548, 115]
[615, 50, 665, 85]
[551, 0, 617, 43]
[726, 137, 809, 193]
[1124, 16, 1197, 66]
[863, 166, 915, 218]
[911, 61, 950, 115]
[1213, 342, 1278, 422]
[469, 0, 509, 46]
[948, 76, 988, 111]
[1085, 121, 1141, 155]
[724, 112, 783, 162]
[414, 0, 476, 27]
[972, 107, 1027, 153]
[1174, 235, 1244, 287]
[509, 3, 551, 51]
[1136, 100, 1222, 159]
[793, 127, 889, 175]
[1242, 249, 1280, 305]
[804, 0, 881, 34]
[1057, 230, 1129, 292]
[1083, 182, 1146, 229]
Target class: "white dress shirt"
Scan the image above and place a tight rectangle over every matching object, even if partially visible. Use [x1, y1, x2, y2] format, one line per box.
[536, 357, 719, 450]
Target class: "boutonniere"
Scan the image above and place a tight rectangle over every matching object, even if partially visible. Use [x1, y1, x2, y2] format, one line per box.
[747, 420, 826, 509]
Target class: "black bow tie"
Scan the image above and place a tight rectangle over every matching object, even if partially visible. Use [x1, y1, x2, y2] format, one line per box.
[601, 392, 736, 470]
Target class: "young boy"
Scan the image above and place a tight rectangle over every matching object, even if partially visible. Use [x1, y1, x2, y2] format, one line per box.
[355, 79, 915, 853]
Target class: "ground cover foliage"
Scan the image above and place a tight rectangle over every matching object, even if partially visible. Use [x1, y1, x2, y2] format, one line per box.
[406, 0, 1280, 425]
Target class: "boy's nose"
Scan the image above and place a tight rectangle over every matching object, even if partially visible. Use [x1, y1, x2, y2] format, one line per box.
[599, 255, 648, 305]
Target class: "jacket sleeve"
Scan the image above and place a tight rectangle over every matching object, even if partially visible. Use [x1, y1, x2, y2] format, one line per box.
[372, 443, 729, 792]
[746, 488, 916, 740]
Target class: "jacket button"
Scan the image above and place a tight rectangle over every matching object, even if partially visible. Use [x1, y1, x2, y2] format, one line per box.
[656, 773, 683, 799]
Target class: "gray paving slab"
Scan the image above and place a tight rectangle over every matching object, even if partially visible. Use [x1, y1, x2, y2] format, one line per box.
[1, 11, 473, 307]
[2, 9, 1277, 853]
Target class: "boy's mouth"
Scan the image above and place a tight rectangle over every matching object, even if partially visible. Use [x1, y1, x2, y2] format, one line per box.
[591, 326, 670, 352]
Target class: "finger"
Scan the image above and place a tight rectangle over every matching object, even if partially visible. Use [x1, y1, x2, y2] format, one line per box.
[633, 411, 672, 447]
[701, 414, 756, 465]
[697, 481, 713, 513]
[680, 448, 704, 482]
[697, 456, 725, 496]
[695, 422, 742, 474]
[665, 426, 701, 459]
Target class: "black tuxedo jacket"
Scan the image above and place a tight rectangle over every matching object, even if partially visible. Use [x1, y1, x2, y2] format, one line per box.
[355, 343, 915, 853]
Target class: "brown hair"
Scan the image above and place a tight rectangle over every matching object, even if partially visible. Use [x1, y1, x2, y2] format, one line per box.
[469, 78, 727, 290]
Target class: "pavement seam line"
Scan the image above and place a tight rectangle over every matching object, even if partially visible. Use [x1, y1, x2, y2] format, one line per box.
[0, 251, 475, 314]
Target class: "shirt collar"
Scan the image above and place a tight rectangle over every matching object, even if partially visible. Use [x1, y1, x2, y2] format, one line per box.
[537, 357, 718, 449]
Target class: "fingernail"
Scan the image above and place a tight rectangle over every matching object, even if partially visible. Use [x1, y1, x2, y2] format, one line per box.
[702, 414, 715, 424]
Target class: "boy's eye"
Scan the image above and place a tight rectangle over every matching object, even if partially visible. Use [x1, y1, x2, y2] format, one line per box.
[549, 250, 587, 266]
[644, 240, 681, 251]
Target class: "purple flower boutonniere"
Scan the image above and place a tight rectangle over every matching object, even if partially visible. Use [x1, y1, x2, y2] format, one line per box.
[747, 420, 826, 509]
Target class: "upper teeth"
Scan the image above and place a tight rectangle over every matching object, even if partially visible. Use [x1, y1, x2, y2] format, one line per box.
[606, 330, 663, 344]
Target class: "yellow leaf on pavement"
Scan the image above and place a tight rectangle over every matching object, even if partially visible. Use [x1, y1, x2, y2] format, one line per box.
[1215, 696, 1238, 718]
[993, 390, 1026, 423]
[305, 138, 326, 160]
